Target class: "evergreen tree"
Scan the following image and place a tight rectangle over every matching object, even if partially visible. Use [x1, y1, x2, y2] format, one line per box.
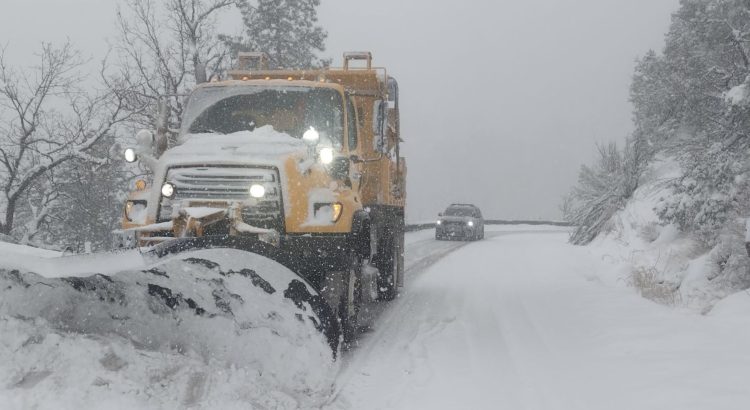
[639, 0, 750, 246]
[568, 0, 750, 286]
[225, 0, 330, 69]
[569, 0, 750, 243]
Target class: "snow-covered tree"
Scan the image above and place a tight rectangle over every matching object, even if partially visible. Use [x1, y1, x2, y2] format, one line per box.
[568, 0, 750, 287]
[223, 0, 330, 69]
[637, 0, 750, 246]
[564, 140, 645, 245]
[0, 42, 132, 240]
[112, 0, 238, 131]
[16, 138, 132, 252]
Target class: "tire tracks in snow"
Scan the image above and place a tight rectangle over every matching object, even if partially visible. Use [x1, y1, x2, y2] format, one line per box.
[325, 232, 473, 408]
[326, 228, 579, 409]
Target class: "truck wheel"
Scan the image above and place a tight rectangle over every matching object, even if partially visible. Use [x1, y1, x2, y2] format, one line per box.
[339, 250, 362, 344]
[377, 239, 399, 301]
[377, 220, 404, 301]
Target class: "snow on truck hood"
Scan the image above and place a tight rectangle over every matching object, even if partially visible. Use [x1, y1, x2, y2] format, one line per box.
[162, 126, 307, 165]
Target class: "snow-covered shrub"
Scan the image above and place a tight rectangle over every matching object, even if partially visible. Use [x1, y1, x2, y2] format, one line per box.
[629, 265, 682, 306]
[564, 139, 646, 245]
[639, 222, 661, 243]
[656, 144, 749, 246]
[706, 225, 750, 290]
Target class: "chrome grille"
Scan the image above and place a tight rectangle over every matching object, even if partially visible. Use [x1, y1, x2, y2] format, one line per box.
[158, 166, 282, 225]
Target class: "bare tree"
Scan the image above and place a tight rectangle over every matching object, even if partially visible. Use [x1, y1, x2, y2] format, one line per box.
[0, 42, 132, 238]
[113, 0, 237, 130]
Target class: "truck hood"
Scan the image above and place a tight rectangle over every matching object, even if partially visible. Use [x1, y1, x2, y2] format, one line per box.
[160, 125, 307, 166]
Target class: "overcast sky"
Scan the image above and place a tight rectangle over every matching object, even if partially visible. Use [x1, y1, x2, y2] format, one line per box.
[0, 0, 679, 222]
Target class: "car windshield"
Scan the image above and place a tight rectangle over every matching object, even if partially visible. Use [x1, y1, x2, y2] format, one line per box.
[181, 85, 344, 145]
[444, 206, 477, 217]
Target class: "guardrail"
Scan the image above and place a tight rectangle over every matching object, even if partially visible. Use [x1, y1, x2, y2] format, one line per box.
[405, 220, 572, 232]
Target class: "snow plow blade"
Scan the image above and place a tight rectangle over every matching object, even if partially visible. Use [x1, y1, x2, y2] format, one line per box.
[146, 235, 341, 352]
[149, 235, 285, 261]
[147, 235, 323, 289]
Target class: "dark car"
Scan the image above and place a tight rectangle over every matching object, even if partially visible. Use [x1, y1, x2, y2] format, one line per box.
[435, 204, 484, 241]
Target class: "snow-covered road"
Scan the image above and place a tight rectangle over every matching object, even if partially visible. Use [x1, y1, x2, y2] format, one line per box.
[3, 225, 750, 409]
[329, 226, 750, 410]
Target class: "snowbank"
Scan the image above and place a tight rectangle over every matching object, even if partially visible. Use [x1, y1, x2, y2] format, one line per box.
[708, 290, 750, 318]
[0, 248, 338, 409]
[726, 83, 750, 107]
[0, 241, 60, 258]
[589, 157, 745, 311]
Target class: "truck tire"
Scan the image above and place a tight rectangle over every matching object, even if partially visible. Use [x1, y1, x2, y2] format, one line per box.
[377, 217, 404, 301]
[339, 249, 362, 344]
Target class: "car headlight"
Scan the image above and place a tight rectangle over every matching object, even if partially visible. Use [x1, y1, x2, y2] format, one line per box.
[319, 147, 334, 165]
[467, 220, 474, 227]
[161, 182, 175, 198]
[436, 220, 442, 225]
[249, 184, 266, 198]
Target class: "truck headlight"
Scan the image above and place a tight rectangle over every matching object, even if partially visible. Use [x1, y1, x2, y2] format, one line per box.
[314, 202, 343, 222]
[302, 127, 320, 145]
[332, 203, 343, 222]
[249, 184, 266, 198]
[161, 182, 176, 198]
[124, 148, 137, 163]
[319, 147, 334, 165]
[125, 200, 147, 223]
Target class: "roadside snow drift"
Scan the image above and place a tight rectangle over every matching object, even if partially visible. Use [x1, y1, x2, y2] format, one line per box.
[0, 248, 338, 409]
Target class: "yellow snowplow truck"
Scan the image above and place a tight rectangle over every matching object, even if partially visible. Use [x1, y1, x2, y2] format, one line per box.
[115, 52, 406, 341]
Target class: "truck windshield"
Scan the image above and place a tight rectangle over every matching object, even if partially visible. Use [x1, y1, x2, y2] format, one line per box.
[182, 86, 344, 145]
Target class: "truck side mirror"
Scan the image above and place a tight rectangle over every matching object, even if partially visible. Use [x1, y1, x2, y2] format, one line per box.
[135, 128, 167, 157]
[154, 97, 172, 157]
[136, 129, 155, 154]
[330, 156, 351, 181]
[130, 129, 160, 170]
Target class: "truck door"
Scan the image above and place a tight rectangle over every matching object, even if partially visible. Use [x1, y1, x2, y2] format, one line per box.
[346, 94, 362, 192]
